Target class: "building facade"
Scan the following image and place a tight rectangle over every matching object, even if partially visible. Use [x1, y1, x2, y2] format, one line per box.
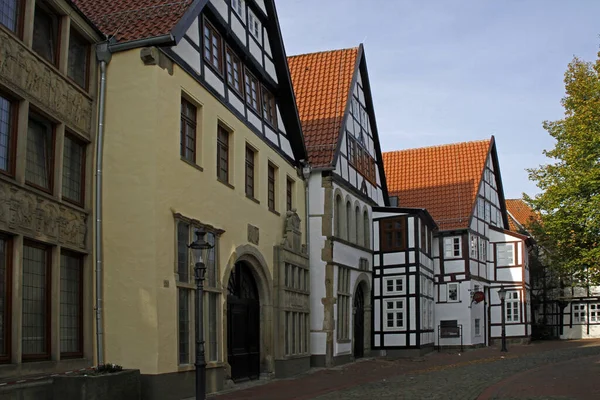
[288, 45, 389, 367]
[0, 0, 101, 380]
[73, 0, 309, 398]
[382, 137, 532, 349]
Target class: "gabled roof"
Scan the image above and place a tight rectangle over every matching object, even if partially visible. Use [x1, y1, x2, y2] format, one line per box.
[287, 47, 359, 168]
[383, 138, 499, 231]
[506, 199, 537, 233]
[72, 0, 196, 44]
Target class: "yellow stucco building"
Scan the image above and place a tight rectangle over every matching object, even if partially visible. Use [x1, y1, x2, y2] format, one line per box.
[74, 0, 311, 398]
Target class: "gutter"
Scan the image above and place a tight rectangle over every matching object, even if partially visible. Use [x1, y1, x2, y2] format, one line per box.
[108, 34, 175, 53]
[94, 41, 112, 365]
[301, 162, 312, 261]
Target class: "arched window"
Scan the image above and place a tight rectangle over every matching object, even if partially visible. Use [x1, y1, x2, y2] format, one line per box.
[346, 200, 352, 242]
[335, 194, 343, 237]
[363, 210, 370, 248]
[355, 205, 361, 245]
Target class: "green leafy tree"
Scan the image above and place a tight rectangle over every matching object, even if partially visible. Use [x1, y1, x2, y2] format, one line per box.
[526, 51, 600, 286]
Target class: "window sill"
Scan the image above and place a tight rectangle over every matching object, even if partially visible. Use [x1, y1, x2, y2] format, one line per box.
[181, 157, 204, 172]
[337, 339, 351, 344]
[217, 179, 234, 190]
[246, 195, 260, 204]
[269, 208, 280, 216]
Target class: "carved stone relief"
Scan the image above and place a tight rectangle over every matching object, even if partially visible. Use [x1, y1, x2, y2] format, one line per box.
[0, 181, 88, 250]
[247, 224, 259, 245]
[0, 29, 93, 134]
[281, 209, 303, 254]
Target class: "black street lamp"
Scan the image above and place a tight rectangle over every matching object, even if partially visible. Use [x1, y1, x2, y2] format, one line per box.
[188, 229, 214, 400]
[497, 285, 508, 352]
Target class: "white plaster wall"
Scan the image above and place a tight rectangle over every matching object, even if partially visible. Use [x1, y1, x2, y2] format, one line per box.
[249, 39, 262, 65]
[265, 58, 277, 82]
[497, 267, 523, 282]
[445, 259, 465, 274]
[210, 0, 228, 20]
[231, 16, 246, 45]
[228, 90, 244, 115]
[264, 125, 278, 145]
[333, 241, 370, 267]
[247, 110, 262, 131]
[186, 18, 200, 45]
[203, 65, 225, 96]
[561, 324, 600, 339]
[434, 283, 474, 345]
[279, 136, 293, 159]
[173, 39, 201, 74]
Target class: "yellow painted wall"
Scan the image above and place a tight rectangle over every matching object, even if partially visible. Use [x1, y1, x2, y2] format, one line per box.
[101, 49, 306, 375]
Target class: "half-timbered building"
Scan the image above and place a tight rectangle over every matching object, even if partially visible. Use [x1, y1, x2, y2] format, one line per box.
[382, 137, 532, 349]
[73, 0, 309, 398]
[288, 46, 389, 367]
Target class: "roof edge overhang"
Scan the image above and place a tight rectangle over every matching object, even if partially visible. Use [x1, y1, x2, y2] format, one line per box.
[373, 206, 438, 230]
[489, 224, 535, 244]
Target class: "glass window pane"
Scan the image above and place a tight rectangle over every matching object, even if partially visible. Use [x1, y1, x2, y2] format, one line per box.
[32, 4, 58, 64]
[0, 95, 12, 172]
[62, 135, 85, 203]
[22, 244, 49, 357]
[26, 117, 52, 190]
[60, 252, 83, 355]
[67, 29, 88, 88]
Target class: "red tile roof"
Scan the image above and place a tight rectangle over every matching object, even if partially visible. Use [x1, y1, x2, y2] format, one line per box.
[288, 48, 359, 167]
[506, 199, 537, 232]
[383, 139, 492, 231]
[72, 0, 193, 43]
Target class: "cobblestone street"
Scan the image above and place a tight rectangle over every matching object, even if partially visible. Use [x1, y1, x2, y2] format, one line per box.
[209, 340, 600, 400]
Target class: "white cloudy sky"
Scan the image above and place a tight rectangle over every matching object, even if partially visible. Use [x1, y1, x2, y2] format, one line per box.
[275, 0, 600, 199]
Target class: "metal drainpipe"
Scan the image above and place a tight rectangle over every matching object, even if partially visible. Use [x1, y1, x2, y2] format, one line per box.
[95, 42, 112, 365]
[302, 162, 312, 260]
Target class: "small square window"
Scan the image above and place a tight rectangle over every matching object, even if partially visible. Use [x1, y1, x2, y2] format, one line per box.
[448, 283, 459, 302]
[383, 277, 405, 295]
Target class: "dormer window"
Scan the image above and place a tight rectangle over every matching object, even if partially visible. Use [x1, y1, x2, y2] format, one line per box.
[232, 0, 245, 20]
[247, 8, 260, 40]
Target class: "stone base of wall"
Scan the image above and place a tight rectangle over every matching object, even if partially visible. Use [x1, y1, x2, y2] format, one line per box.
[274, 356, 311, 379]
[140, 366, 225, 400]
[310, 353, 356, 368]
[384, 345, 435, 358]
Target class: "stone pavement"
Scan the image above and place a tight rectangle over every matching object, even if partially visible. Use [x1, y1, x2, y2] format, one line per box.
[207, 339, 600, 400]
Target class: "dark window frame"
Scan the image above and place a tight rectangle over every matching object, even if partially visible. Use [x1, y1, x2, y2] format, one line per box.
[267, 162, 276, 212]
[244, 68, 261, 114]
[59, 249, 84, 359]
[25, 111, 55, 194]
[216, 125, 229, 184]
[32, 0, 61, 67]
[21, 240, 51, 362]
[380, 216, 407, 252]
[286, 177, 293, 211]
[61, 132, 86, 207]
[0, 91, 18, 177]
[261, 86, 277, 129]
[180, 97, 197, 163]
[0, 234, 12, 363]
[225, 46, 243, 95]
[245, 145, 255, 199]
[67, 27, 90, 91]
[202, 18, 223, 75]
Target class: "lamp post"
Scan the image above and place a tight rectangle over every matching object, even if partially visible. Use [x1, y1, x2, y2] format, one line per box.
[497, 285, 508, 352]
[188, 229, 214, 400]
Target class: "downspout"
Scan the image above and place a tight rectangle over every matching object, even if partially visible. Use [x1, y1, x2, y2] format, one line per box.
[95, 42, 112, 366]
[301, 162, 312, 259]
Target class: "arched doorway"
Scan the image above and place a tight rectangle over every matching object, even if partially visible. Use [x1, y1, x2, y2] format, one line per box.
[227, 262, 260, 382]
[353, 284, 365, 358]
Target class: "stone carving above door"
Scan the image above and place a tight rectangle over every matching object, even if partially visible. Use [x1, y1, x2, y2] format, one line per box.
[0, 181, 88, 250]
[0, 29, 93, 134]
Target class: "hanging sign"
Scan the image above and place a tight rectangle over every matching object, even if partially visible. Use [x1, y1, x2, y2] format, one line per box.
[472, 291, 485, 303]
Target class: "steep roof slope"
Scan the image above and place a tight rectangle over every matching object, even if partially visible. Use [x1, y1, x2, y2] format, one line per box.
[72, 0, 194, 43]
[506, 198, 537, 232]
[287, 47, 358, 167]
[383, 139, 492, 230]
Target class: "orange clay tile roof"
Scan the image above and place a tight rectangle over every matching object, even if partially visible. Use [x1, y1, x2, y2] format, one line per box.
[72, 0, 193, 43]
[383, 139, 492, 231]
[288, 47, 359, 167]
[506, 199, 537, 232]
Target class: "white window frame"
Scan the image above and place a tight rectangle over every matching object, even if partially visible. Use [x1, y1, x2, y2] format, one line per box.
[443, 236, 462, 259]
[247, 8, 261, 41]
[447, 282, 460, 302]
[590, 304, 599, 323]
[505, 291, 520, 322]
[383, 276, 405, 295]
[479, 238, 487, 262]
[574, 304, 587, 324]
[490, 205, 497, 225]
[474, 318, 481, 336]
[383, 298, 405, 331]
[478, 197, 485, 219]
[496, 242, 516, 266]
[231, 0, 245, 20]
[470, 235, 478, 259]
[485, 202, 491, 223]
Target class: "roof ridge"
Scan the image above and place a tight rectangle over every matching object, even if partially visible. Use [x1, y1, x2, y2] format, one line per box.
[288, 46, 359, 59]
[383, 138, 491, 155]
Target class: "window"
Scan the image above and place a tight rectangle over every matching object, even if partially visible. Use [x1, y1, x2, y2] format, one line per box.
[334, 194, 343, 238]
[497, 243, 515, 266]
[346, 201, 352, 242]
[479, 238, 487, 262]
[231, 0, 245, 19]
[286, 178, 293, 211]
[591, 304, 599, 323]
[26, 114, 54, 192]
[474, 318, 481, 336]
[477, 197, 484, 219]
[384, 299, 404, 330]
[60, 251, 83, 358]
[485, 202, 491, 223]
[490, 206, 497, 225]
[0, 237, 11, 362]
[363, 211, 369, 248]
[448, 283, 459, 302]
[336, 267, 350, 340]
[346, 135, 376, 184]
[443, 236, 461, 258]
[247, 8, 261, 40]
[383, 277, 405, 295]
[32, 1, 60, 65]
[244, 69, 260, 113]
[380, 217, 406, 252]
[216, 125, 229, 183]
[470, 235, 478, 259]
[505, 291, 519, 322]
[203, 19, 222, 73]
[262, 87, 277, 128]
[225, 47, 243, 94]
[176, 220, 220, 364]
[0, 93, 16, 175]
[245, 145, 255, 198]
[62, 134, 85, 205]
[0, 0, 21, 33]
[420, 221, 426, 252]
[22, 242, 50, 360]
[573, 304, 586, 324]
[67, 28, 89, 89]
[355, 206, 360, 245]
[180, 98, 197, 163]
[267, 162, 276, 211]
